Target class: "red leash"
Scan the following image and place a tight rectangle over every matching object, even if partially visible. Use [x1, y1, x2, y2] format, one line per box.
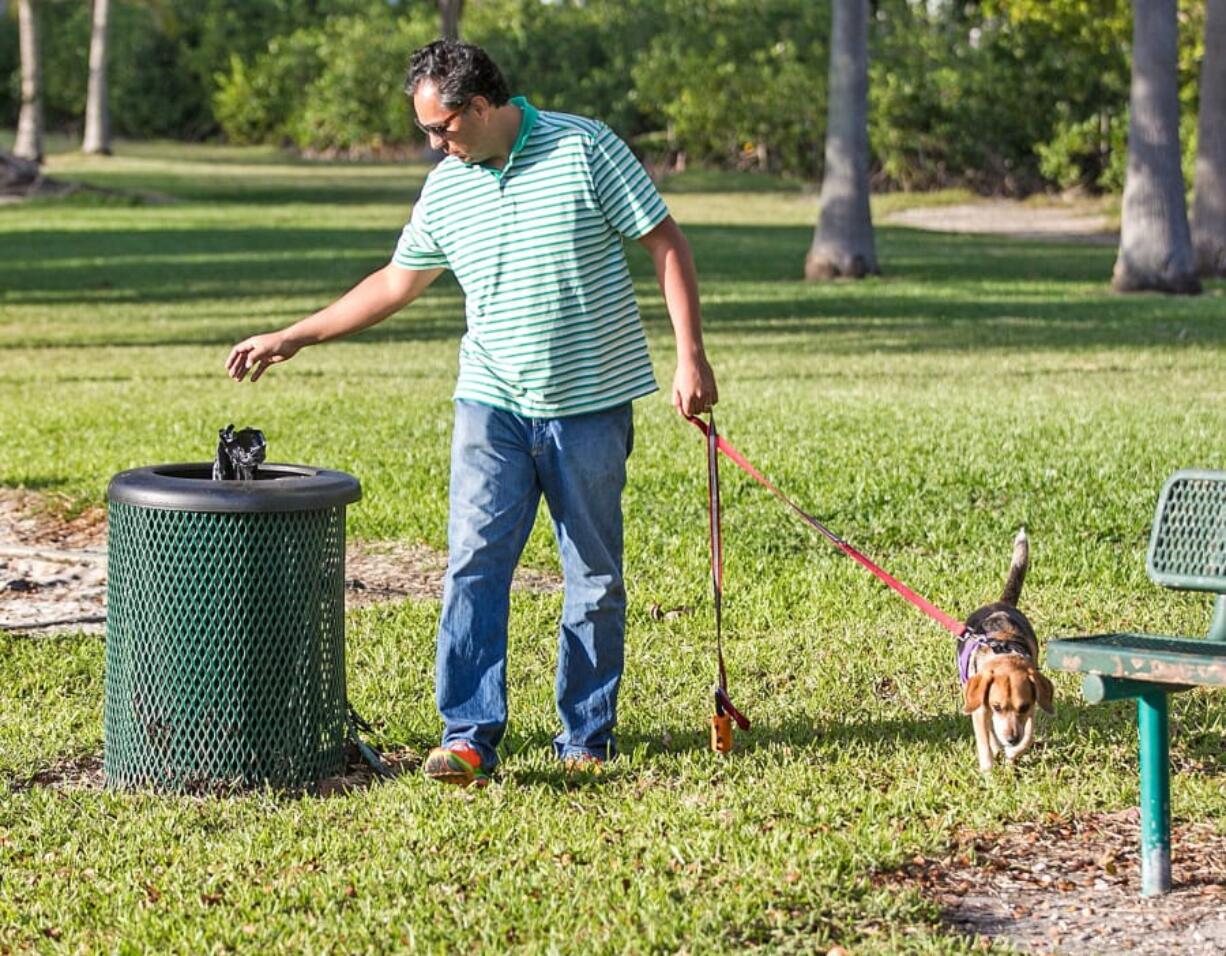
[703, 416, 749, 749]
[690, 415, 967, 639]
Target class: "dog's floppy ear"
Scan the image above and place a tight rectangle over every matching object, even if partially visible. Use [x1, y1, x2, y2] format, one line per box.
[1030, 668, 1055, 714]
[963, 673, 989, 714]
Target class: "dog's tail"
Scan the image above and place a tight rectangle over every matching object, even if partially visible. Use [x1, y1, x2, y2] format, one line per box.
[1000, 527, 1029, 606]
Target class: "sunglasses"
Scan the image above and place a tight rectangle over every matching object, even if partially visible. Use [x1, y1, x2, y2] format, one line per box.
[413, 102, 469, 139]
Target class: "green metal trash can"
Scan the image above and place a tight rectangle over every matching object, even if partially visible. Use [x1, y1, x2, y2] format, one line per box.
[104, 463, 361, 792]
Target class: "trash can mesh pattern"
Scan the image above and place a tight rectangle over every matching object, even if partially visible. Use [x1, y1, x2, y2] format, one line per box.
[104, 502, 348, 791]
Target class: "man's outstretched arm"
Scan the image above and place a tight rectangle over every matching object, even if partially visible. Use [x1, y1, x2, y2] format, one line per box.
[226, 264, 444, 382]
[638, 216, 717, 417]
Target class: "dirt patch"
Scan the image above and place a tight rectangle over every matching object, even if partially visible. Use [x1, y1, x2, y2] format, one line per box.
[0, 491, 108, 633]
[14, 746, 423, 797]
[883, 200, 1116, 244]
[0, 488, 560, 636]
[879, 809, 1226, 954]
[344, 538, 561, 609]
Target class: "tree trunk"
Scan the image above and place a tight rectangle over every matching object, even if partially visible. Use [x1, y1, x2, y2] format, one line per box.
[439, 0, 463, 42]
[805, 0, 878, 280]
[1112, 0, 1200, 293]
[82, 0, 112, 156]
[1192, 0, 1226, 276]
[13, 0, 43, 164]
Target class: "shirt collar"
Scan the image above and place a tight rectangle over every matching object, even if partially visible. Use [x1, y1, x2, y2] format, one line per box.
[483, 96, 537, 180]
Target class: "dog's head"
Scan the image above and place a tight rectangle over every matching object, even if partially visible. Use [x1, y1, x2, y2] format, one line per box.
[963, 655, 1054, 747]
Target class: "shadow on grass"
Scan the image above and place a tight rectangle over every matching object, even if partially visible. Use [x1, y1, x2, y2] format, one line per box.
[4, 221, 1223, 355]
[537, 693, 1226, 775]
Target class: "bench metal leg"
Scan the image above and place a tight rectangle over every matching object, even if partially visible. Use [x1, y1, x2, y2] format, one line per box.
[1209, 594, 1226, 643]
[1138, 688, 1171, 896]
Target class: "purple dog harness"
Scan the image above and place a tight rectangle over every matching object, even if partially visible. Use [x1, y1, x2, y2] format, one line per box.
[958, 632, 1032, 685]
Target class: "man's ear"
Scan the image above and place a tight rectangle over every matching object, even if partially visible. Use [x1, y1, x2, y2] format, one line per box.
[964, 673, 988, 713]
[468, 95, 491, 119]
[1031, 669, 1055, 714]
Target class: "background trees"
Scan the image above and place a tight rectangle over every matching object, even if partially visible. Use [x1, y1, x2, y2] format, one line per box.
[805, 0, 876, 280]
[12, 0, 42, 162]
[1112, 0, 1200, 293]
[1192, 0, 1226, 276]
[0, 0, 1216, 207]
[81, 0, 110, 154]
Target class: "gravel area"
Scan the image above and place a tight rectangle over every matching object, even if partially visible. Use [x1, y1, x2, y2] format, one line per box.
[883, 200, 1116, 243]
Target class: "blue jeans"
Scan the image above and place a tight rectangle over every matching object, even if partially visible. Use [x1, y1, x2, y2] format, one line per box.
[435, 399, 634, 770]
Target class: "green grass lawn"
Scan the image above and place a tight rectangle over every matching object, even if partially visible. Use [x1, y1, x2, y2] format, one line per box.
[1, 141, 1224, 954]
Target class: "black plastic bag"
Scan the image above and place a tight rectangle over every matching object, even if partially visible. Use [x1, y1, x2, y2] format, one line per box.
[213, 425, 266, 480]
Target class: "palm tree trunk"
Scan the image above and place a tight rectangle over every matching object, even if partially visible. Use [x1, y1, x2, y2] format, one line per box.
[1192, 0, 1226, 276]
[13, 0, 43, 164]
[82, 0, 112, 156]
[439, 0, 463, 42]
[805, 0, 878, 280]
[1112, 0, 1200, 293]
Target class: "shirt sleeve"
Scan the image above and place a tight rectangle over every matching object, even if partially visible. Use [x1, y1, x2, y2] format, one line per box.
[391, 194, 449, 270]
[588, 122, 669, 239]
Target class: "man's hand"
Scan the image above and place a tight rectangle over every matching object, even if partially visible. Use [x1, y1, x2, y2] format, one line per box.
[673, 351, 718, 418]
[226, 332, 300, 383]
[223, 264, 442, 384]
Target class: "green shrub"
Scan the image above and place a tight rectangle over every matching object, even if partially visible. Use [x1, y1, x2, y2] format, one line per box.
[629, 0, 827, 177]
[213, 34, 325, 146]
[290, 14, 435, 153]
[214, 11, 435, 153]
[464, 0, 660, 138]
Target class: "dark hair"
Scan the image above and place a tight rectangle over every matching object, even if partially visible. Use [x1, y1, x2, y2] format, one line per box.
[404, 41, 510, 108]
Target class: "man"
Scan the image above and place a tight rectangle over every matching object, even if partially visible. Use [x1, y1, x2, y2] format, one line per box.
[226, 40, 716, 787]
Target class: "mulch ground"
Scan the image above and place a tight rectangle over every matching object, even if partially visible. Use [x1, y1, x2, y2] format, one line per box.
[877, 808, 1226, 954]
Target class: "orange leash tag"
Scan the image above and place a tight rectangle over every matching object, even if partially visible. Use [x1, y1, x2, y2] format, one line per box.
[710, 713, 733, 753]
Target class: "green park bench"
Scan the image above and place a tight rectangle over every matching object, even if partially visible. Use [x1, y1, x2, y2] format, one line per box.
[1046, 469, 1226, 897]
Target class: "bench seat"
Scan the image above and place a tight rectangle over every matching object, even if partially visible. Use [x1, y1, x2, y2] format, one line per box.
[1047, 634, 1226, 687]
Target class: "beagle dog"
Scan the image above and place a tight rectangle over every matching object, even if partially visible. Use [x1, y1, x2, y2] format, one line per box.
[957, 529, 1054, 771]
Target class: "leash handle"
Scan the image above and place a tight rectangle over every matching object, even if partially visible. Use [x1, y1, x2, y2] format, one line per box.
[688, 416, 966, 639]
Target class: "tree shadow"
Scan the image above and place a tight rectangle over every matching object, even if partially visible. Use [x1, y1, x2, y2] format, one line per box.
[4, 220, 1221, 357]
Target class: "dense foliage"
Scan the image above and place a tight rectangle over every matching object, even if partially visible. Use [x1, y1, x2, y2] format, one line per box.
[0, 0, 1208, 192]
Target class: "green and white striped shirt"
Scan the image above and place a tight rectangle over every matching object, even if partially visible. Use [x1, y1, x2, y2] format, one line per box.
[392, 97, 668, 418]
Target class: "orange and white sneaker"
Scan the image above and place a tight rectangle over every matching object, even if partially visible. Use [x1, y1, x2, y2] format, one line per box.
[423, 742, 490, 788]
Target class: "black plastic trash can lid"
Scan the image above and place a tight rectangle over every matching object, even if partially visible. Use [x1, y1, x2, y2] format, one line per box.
[107, 463, 361, 514]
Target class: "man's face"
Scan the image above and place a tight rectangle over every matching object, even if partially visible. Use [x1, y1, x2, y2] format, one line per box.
[412, 81, 488, 164]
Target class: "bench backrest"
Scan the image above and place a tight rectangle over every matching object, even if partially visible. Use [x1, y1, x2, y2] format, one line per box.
[1147, 469, 1226, 593]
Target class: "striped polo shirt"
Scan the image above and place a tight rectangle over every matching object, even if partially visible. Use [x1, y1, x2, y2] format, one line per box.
[391, 97, 668, 418]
